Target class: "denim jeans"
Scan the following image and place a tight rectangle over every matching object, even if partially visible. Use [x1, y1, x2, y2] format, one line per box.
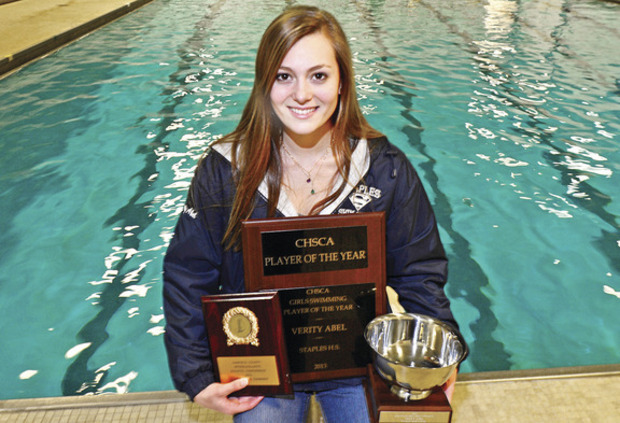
[233, 383, 371, 423]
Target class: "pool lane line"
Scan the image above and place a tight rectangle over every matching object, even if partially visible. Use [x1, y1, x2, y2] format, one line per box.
[419, 0, 620, 357]
[350, 0, 512, 373]
[457, 1, 620, 265]
[60, 0, 233, 396]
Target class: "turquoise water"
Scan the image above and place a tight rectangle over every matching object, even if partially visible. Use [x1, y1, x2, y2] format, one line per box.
[0, 0, 619, 400]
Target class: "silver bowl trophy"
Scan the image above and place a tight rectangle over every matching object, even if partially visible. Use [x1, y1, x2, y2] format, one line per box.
[364, 313, 468, 423]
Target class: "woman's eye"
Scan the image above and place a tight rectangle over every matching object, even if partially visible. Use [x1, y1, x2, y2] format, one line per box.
[275, 73, 291, 82]
[313, 72, 327, 81]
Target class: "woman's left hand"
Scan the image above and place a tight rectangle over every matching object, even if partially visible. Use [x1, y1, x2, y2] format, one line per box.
[441, 370, 457, 403]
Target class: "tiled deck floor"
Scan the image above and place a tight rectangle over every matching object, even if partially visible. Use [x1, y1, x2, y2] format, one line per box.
[2, 367, 620, 422]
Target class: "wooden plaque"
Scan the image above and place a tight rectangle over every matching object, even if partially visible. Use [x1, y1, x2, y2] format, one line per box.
[201, 291, 293, 397]
[241, 212, 387, 382]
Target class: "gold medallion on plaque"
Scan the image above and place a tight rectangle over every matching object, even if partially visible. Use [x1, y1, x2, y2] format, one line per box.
[222, 306, 260, 346]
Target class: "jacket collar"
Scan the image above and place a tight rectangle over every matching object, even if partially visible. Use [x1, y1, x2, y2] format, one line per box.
[212, 139, 370, 217]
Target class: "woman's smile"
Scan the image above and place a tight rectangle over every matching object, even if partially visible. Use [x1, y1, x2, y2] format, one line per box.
[289, 106, 319, 117]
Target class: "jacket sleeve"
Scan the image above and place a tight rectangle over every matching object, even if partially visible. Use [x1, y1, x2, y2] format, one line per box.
[383, 148, 457, 329]
[162, 151, 231, 399]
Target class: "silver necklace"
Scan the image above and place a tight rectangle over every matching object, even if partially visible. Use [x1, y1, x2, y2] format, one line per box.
[282, 144, 330, 195]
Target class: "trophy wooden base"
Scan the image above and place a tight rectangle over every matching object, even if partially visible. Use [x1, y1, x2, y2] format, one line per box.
[366, 365, 452, 423]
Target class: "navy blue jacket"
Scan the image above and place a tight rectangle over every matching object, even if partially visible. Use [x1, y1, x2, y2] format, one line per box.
[163, 137, 456, 399]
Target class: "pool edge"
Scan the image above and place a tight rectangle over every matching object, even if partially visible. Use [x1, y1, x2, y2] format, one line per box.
[2, 363, 619, 410]
[0, 0, 155, 78]
[458, 363, 620, 383]
[0, 390, 187, 412]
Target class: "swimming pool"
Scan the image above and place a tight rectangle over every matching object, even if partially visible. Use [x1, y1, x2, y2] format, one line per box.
[0, 0, 618, 400]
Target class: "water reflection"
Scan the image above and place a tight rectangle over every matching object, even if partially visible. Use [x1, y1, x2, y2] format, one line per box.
[357, 0, 513, 372]
[60, 0, 239, 395]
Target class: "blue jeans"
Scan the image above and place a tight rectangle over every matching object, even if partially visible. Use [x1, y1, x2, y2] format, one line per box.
[233, 383, 371, 423]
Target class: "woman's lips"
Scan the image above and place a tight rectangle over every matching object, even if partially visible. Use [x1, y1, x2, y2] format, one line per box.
[289, 106, 318, 117]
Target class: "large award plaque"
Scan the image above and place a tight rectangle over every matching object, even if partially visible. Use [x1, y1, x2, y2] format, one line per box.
[201, 291, 293, 397]
[241, 212, 387, 382]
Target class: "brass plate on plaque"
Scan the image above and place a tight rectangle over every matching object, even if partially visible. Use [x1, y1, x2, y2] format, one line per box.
[378, 411, 451, 423]
[217, 356, 280, 386]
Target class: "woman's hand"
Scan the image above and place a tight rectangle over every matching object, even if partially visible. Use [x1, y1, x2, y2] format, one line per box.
[193, 378, 264, 415]
[441, 370, 457, 403]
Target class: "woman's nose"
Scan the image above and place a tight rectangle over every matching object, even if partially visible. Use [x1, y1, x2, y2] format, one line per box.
[292, 80, 312, 103]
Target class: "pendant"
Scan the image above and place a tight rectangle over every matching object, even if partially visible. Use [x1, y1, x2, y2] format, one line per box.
[311, 189, 315, 195]
[306, 178, 311, 183]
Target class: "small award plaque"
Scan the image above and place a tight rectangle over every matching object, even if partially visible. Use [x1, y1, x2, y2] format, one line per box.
[241, 213, 387, 383]
[201, 291, 293, 397]
[366, 365, 452, 423]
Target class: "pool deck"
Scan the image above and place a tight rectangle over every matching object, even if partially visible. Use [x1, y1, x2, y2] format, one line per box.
[0, 0, 154, 76]
[1, 366, 620, 422]
[1, 0, 620, 421]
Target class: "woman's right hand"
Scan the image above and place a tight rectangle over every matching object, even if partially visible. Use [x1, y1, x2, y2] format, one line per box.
[193, 378, 264, 415]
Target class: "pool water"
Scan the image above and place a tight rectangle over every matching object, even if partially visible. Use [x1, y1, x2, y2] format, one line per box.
[0, 0, 619, 399]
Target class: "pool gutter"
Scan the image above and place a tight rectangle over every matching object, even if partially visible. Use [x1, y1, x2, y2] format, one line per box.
[1, 363, 619, 410]
[458, 363, 620, 383]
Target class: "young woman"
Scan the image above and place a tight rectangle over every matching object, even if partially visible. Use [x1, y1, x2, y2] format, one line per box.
[163, 5, 457, 422]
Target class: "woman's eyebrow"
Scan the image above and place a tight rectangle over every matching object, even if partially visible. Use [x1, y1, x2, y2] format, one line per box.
[277, 64, 334, 73]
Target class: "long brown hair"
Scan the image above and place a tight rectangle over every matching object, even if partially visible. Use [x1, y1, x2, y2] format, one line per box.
[216, 5, 382, 249]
